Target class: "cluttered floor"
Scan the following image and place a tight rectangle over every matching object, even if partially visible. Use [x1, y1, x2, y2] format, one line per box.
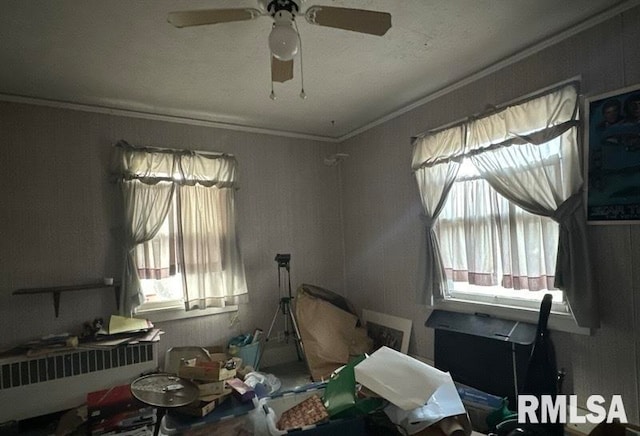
[263, 359, 312, 392]
[9, 359, 312, 436]
[6, 282, 638, 436]
[5, 284, 476, 435]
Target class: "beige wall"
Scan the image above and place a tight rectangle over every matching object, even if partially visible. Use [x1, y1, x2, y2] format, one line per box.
[340, 6, 640, 423]
[0, 103, 345, 365]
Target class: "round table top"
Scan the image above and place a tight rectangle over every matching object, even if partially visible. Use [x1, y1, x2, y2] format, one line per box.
[130, 373, 199, 408]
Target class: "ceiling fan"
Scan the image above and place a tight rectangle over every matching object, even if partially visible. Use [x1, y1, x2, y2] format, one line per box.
[167, 0, 392, 96]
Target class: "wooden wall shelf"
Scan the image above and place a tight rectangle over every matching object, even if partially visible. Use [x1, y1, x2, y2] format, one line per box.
[13, 282, 121, 317]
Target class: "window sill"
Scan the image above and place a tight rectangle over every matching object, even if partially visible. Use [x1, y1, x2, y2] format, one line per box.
[135, 305, 238, 323]
[433, 298, 591, 336]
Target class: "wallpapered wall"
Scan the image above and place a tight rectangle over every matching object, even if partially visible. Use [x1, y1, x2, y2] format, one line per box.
[0, 104, 345, 366]
[340, 6, 640, 423]
[1, 3, 639, 425]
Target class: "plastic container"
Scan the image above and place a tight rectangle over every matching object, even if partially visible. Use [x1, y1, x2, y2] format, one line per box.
[235, 341, 261, 370]
[258, 387, 366, 436]
[160, 395, 254, 435]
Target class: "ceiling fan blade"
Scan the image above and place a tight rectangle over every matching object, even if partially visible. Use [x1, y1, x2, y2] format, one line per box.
[167, 8, 263, 28]
[271, 57, 294, 83]
[305, 6, 391, 36]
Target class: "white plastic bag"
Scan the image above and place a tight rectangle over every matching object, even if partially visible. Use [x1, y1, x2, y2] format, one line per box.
[244, 371, 282, 395]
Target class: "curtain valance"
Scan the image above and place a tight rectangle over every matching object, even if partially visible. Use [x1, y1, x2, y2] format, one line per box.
[113, 140, 238, 188]
[412, 83, 579, 170]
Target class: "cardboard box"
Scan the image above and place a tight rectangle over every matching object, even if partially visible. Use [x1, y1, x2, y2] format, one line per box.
[204, 345, 228, 364]
[86, 384, 148, 423]
[454, 382, 503, 433]
[176, 389, 231, 417]
[178, 357, 237, 381]
[226, 377, 256, 402]
[195, 380, 226, 396]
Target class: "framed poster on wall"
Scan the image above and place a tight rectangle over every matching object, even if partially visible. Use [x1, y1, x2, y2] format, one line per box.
[361, 309, 412, 354]
[585, 84, 640, 223]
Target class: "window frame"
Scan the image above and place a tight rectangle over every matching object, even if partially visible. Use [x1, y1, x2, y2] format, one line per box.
[433, 296, 589, 335]
[135, 303, 238, 323]
[132, 189, 241, 320]
[435, 158, 568, 318]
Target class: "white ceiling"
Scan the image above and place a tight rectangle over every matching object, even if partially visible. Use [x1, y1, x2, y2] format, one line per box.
[0, 0, 633, 140]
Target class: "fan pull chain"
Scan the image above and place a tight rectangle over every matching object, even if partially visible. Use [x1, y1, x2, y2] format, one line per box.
[270, 80, 276, 100]
[270, 55, 276, 100]
[294, 20, 306, 100]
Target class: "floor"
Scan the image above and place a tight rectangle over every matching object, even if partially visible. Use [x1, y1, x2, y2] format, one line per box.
[9, 359, 314, 435]
[260, 358, 314, 393]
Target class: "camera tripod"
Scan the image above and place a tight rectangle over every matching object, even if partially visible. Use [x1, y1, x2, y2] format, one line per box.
[257, 254, 305, 369]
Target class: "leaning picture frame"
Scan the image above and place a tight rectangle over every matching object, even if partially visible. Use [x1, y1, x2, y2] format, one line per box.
[585, 84, 640, 224]
[361, 309, 412, 354]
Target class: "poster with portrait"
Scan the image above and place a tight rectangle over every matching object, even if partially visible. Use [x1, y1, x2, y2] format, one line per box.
[585, 84, 640, 223]
[361, 309, 412, 354]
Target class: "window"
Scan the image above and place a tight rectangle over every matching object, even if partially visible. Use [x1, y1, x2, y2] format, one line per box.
[436, 159, 566, 312]
[113, 141, 248, 317]
[135, 198, 183, 311]
[411, 82, 598, 329]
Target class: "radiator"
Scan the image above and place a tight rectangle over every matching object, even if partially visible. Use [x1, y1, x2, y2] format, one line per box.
[0, 343, 158, 423]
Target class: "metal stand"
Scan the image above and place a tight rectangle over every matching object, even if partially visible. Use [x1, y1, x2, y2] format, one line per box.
[257, 254, 305, 369]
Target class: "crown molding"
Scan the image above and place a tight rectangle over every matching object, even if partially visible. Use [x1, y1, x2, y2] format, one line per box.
[0, 93, 339, 143]
[338, 0, 640, 142]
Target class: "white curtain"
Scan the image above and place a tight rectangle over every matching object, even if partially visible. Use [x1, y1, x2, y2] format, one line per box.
[135, 203, 178, 280]
[412, 83, 598, 328]
[412, 126, 465, 305]
[119, 184, 175, 314]
[113, 141, 248, 314]
[438, 176, 558, 290]
[180, 184, 247, 309]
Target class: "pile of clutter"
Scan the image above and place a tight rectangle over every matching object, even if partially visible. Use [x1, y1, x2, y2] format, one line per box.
[252, 346, 473, 436]
[173, 345, 241, 417]
[86, 384, 156, 436]
[165, 332, 282, 419]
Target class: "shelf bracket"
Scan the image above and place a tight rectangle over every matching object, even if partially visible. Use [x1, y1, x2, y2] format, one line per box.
[53, 292, 61, 318]
[114, 285, 121, 312]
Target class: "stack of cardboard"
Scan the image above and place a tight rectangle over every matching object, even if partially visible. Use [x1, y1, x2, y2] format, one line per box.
[87, 384, 155, 435]
[175, 348, 237, 417]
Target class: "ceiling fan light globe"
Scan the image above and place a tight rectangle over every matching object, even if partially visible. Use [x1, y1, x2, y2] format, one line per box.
[268, 24, 299, 61]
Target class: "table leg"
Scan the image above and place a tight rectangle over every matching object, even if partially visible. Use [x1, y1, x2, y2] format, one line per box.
[154, 407, 166, 436]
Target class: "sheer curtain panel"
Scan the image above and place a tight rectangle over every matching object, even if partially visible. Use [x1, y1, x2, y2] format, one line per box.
[412, 126, 465, 305]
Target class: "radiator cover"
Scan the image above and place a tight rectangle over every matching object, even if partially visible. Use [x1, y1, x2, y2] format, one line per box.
[426, 310, 537, 407]
[0, 344, 158, 423]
